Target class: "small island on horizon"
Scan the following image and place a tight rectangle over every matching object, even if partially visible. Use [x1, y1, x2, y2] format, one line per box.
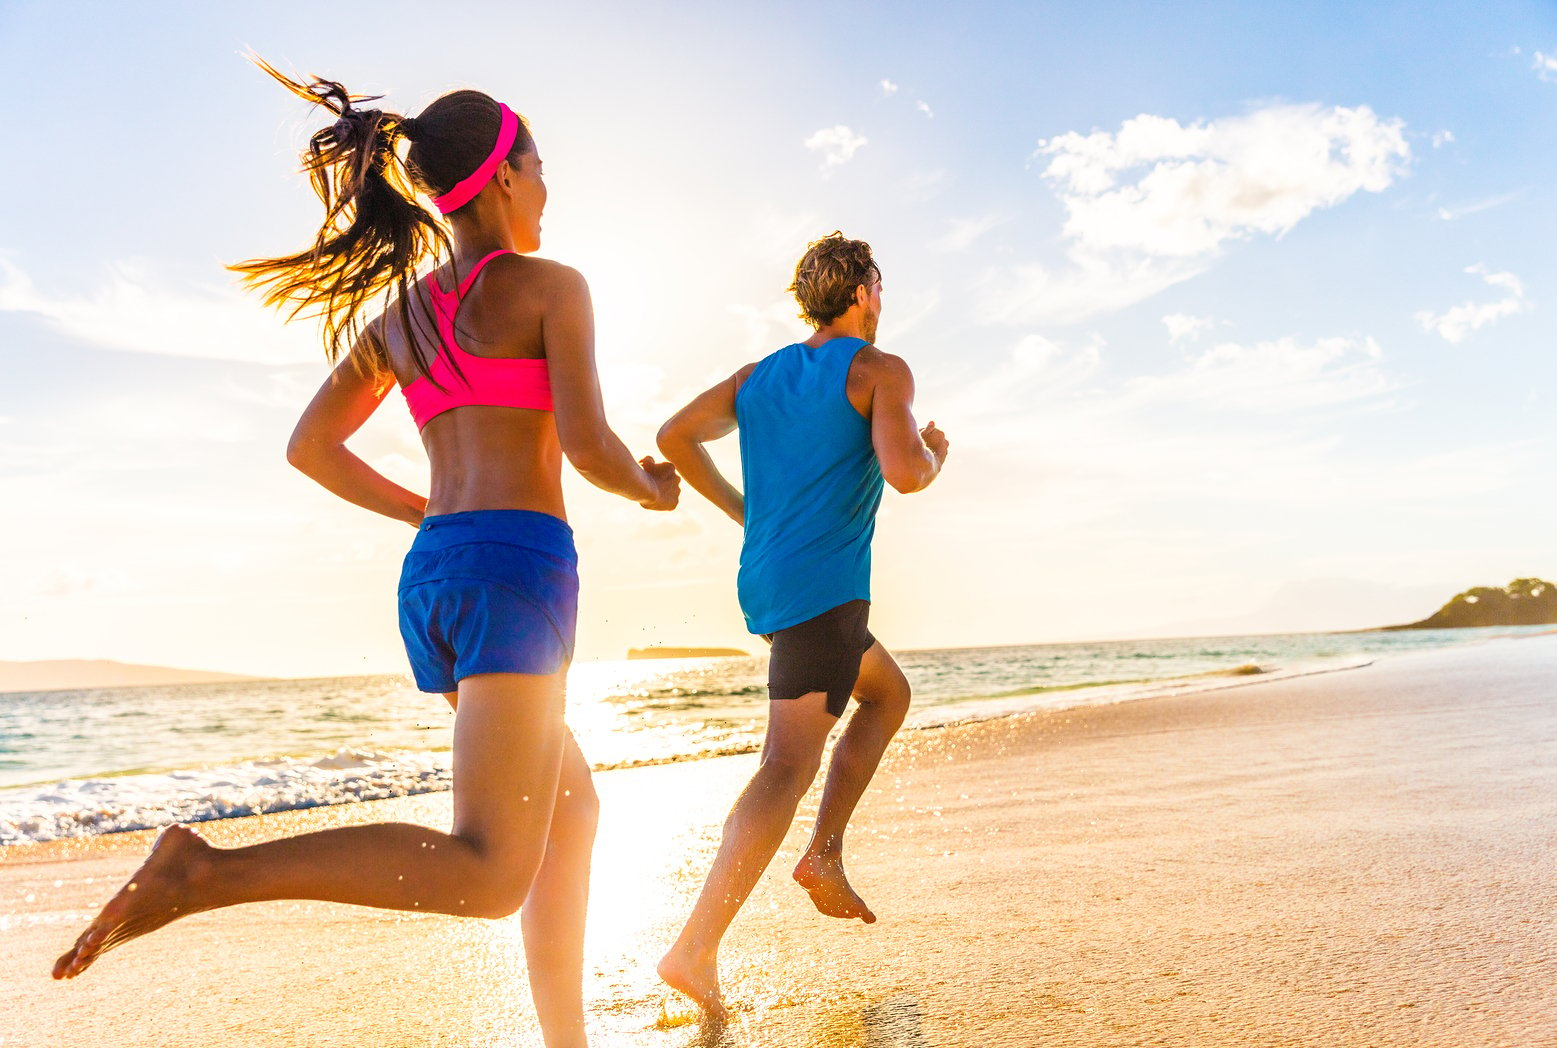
[1381, 578, 1557, 631]
[627, 646, 750, 660]
[0, 659, 258, 695]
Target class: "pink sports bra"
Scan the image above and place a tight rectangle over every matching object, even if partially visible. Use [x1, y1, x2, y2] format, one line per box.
[401, 249, 554, 430]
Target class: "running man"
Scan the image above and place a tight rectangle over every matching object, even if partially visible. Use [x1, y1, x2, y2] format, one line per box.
[654, 232, 948, 1015]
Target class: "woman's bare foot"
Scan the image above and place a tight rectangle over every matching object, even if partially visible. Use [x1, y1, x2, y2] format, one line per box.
[657, 945, 728, 1019]
[793, 850, 876, 923]
[53, 824, 216, 979]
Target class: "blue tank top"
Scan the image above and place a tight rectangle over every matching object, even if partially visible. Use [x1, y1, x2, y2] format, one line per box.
[735, 336, 885, 634]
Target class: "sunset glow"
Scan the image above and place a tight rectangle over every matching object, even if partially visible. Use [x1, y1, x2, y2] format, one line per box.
[1, 2, 1552, 677]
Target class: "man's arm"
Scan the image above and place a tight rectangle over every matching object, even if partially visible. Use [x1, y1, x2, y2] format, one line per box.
[869, 353, 949, 494]
[656, 365, 755, 525]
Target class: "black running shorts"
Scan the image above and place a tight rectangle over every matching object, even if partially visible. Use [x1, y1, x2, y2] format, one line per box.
[762, 599, 876, 717]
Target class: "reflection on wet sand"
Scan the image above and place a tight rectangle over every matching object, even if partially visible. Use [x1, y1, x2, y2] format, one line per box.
[656, 993, 925, 1048]
[862, 995, 927, 1048]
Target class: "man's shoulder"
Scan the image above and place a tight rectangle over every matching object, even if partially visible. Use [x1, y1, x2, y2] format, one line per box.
[848, 344, 912, 382]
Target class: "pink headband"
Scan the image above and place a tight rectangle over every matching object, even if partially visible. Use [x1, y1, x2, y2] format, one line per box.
[432, 103, 520, 215]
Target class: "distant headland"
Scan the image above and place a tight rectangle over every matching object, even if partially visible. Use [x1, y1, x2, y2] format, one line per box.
[627, 646, 750, 660]
[0, 659, 259, 694]
[1382, 578, 1557, 631]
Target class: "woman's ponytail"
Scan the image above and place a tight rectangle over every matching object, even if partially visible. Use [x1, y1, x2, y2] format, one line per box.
[232, 58, 450, 370]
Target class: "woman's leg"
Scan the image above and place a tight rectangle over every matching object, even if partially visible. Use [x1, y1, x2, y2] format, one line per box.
[521, 731, 599, 1048]
[53, 670, 568, 979]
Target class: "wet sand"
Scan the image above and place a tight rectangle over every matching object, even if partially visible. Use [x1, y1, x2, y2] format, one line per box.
[4, 636, 1555, 1047]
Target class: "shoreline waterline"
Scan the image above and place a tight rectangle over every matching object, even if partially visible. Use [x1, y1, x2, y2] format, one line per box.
[0, 655, 1373, 860]
[1, 626, 1544, 847]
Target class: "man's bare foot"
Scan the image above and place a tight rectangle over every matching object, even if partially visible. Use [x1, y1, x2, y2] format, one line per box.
[52, 824, 215, 979]
[657, 945, 728, 1019]
[793, 850, 876, 923]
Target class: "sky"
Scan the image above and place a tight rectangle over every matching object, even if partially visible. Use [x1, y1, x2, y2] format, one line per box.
[0, 1, 1553, 678]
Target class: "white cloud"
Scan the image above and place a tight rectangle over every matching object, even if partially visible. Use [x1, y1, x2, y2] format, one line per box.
[744, 206, 826, 266]
[933, 329, 1399, 475]
[728, 298, 804, 357]
[805, 125, 868, 171]
[916, 100, 934, 119]
[921, 328, 1408, 538]
[981, 252, 1189, 327]
[1431, 129, 1454, 148]
[876, 288, 941, 345]
[1039, 105, 1408, 257]
[1162, 313, 1216, 344]
[1534, 51, 1557, 82]
[893, 168, 948, 203]
[0, 256, 320, 364]
[986, 104, 1410, 325]
[1127, 334, 1397, 413]
[930, 333, 1104, 448]
[880, 79, 899, 96]
[1435, 189, 1523, 222]
[932, 214, 1008, 252]
[1416, 264, 1528, 343]
[986, 334, 1103, 403]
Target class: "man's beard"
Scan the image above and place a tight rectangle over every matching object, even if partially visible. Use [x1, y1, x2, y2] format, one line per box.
[862, 313, 879, 344]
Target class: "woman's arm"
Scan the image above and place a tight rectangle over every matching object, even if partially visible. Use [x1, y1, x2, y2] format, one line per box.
[542, 265, 679, 511]
[286, 337, 429, 526]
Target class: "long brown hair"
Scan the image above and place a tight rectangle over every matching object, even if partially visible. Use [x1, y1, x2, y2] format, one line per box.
[231, 58, 534, 380]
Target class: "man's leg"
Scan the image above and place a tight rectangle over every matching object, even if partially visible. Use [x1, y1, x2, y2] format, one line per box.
[657, 692, 837, 1016]
[793, 642, 910, 921]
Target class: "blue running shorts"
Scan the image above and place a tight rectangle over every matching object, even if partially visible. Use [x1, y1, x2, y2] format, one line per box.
[398, 510, 579, 693]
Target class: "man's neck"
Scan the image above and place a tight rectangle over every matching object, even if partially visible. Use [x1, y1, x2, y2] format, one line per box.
[804, 317, 870, 347]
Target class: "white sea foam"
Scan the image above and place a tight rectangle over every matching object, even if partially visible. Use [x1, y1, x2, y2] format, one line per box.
[0, 748, 452, 846]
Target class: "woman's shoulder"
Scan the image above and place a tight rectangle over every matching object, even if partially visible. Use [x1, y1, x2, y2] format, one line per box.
[480, 253, 589, 305]
[485, 252, 583, 284]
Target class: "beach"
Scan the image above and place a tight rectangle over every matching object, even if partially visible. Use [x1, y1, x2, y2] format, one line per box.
[4, 635, 1554, 1047]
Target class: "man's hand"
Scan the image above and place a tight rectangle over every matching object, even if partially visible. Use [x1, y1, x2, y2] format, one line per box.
[920, 421, 949, 466]
[638, 456, 682, 511]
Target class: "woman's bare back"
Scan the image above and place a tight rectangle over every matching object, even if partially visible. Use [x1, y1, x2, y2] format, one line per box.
[379, 253, 572, 519]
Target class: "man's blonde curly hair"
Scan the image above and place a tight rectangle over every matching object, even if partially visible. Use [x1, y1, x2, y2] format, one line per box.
[788, 231, 880, 327]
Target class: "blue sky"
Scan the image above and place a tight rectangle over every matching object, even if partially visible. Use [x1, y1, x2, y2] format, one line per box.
[1, 1, 1552, 676]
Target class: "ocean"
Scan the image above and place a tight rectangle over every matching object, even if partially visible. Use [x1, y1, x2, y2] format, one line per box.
[0, 626, 1539, 846]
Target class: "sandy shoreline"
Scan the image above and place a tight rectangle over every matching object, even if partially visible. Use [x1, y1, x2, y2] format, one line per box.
[4, 636, 1555, 1046]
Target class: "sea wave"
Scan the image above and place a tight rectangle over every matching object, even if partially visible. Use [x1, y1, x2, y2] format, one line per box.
[0, 748, 453, 847]
[0, 660, 1369, 847]
[3, 627, 1525, 847]
[600, 683, 768, 705]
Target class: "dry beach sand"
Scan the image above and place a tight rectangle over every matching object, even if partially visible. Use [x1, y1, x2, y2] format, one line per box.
[3, 636, 1555, 1047]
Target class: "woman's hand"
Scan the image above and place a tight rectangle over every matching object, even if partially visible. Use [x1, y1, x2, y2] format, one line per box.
[637, 456, 681, 511]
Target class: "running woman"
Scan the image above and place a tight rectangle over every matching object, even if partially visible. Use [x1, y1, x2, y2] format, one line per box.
[52, 63, 678, 1048]
[654, 232, 948, 1016]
